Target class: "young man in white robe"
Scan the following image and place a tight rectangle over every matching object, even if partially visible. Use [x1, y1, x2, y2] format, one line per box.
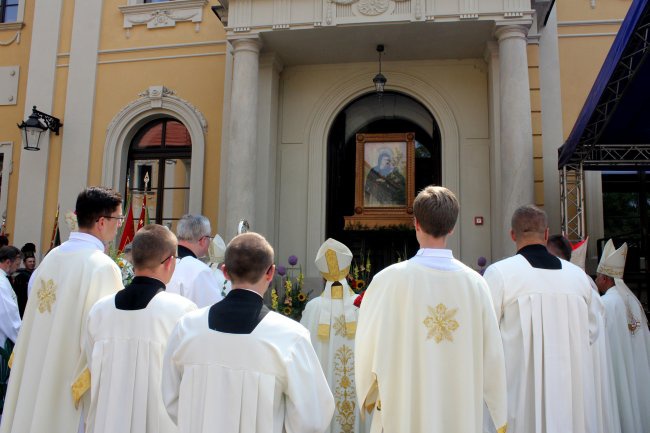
[547, 235, 621, 433]
[85, 224, 197, 433]
[595, 239, 650, 433]
[355, 186, 508, 433]
[0, 246, 23, 414]
[301, 238, 369, 433]
[1, 187, 124, 433]
[162, 232, 334, 433]
[166, 214, 223, 308]
[484, 205, 597, 433]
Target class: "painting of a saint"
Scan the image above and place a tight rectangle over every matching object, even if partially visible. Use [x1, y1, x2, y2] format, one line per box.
[363, 142, 406, 207]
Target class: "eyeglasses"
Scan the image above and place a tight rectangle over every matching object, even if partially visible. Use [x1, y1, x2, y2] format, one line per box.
[200, 235, 214, 242]
[98, 215, 125, 223]
[161, 254, 176, 264]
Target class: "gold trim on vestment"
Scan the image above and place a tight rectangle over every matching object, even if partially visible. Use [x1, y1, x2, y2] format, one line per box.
[345, 322, 356, 338]
[497, 423, 507, 433]
[331, 285, 343, 299]
[321, 249, 350, 281]
[8, 351, 13, 369]
[318, 324, 330, 339]
[596, 264, 624, 279]
[71, 368, 91, 408]
[334, 345, 356, 433]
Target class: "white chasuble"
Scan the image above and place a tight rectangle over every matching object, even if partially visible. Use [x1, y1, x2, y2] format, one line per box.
[85, 292, 197, 433]
[301, 281, 369, 433]
[0, 241, 122, 433]
[162, 308, 335, 433]
[355, 261, 507, 433]
[588, 286, 622, 433]
[484, 256, 597, 433]
[601, 281, 650, 433]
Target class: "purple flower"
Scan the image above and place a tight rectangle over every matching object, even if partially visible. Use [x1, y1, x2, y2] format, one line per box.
[277, 265, 287, 276]
[477, 256, 487, 267]
[288, 255, 298, 266]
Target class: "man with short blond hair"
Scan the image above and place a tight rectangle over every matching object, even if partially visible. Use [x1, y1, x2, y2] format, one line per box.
[1, 187, 124, 433]
[85, 224, 196, 433]
[355, 185, 507, 433]
[162, 232, 334, 433]
[166, 214, 223, 307]
[484, 205, 597, 433]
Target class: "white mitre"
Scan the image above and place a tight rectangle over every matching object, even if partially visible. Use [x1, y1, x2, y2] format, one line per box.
[570, 237, 588, 271]
[208, 234, 226, 264]
[314, 238, 357, 339]
[597, 239, 627, 279]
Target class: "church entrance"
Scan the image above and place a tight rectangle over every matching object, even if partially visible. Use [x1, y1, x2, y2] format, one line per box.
[326, 91, 441, 280]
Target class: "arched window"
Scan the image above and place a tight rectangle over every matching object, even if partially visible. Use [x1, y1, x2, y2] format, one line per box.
[127, 118, 191, 230]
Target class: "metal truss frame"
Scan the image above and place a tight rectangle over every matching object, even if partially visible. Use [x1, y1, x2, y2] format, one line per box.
[560, 4, 650, 240]
[560, 162, 586, 243]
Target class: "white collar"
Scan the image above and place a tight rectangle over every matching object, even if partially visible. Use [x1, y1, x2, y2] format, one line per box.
[415, 248, 454, 259]
[68, 232, 105, 251]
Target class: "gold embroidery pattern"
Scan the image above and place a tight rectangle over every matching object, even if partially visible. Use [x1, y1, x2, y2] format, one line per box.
[334, 345, 356, 433]
[333, 315, 347, 337]
[423, 303, 459, 343]
[37, 279, 57, 313]
[624, 296, 641, 335]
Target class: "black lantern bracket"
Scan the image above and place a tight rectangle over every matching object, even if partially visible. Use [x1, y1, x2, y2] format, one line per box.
[17, 106, 63, 151]
[373, 44, 387, 95]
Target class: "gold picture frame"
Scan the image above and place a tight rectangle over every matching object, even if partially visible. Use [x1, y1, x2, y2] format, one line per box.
[344, 132, 415, 230]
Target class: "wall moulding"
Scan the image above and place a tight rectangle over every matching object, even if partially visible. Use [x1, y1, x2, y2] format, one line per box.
[119, 0, 209, 37]
[103, 86, 207, 214]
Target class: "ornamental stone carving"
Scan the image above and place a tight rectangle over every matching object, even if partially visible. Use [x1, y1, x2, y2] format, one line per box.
[357, 0, 390, 16]
[119, 0, 208, 35]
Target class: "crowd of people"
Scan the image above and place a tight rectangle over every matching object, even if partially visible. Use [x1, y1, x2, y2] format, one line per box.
[0, 185, 648, 433]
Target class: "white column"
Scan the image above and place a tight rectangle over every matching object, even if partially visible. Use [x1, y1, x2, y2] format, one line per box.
[255, 53, 283, 246]
[14, 0, 64, 252]
[538, 7, 563, 233]
[496, 24, 534, 255]
[485, 41, 502, 261]
[225, 37, 261, 239]
[57, 0, 104, 241]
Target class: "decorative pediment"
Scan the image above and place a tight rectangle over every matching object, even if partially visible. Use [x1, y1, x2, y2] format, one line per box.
[118, 0, 208, 36]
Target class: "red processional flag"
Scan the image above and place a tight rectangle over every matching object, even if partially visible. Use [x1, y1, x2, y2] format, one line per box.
[118, 197, 135, 252]
[137, 194, 149, 231]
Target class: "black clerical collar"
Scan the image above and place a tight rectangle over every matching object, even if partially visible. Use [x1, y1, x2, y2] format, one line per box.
[177, 245, 196, 259]
[517, 244, 562, 270]
[208, 288, 270, 334]
[115, 276, 166, 310]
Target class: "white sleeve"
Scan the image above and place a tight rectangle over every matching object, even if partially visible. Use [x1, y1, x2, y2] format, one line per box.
[189, 268, 224, 308]
[162, 322, 184, 425]
[483, 266, 505, 323]
[284, 334, 335, 433]
[0, 281, 20, 343]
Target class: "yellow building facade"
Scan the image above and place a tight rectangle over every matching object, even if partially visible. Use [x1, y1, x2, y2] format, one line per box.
[0, 0, 640, 275]
[0, 0, 227, 254]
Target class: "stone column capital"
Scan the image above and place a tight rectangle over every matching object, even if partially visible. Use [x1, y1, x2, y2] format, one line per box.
[494, 25, 529, 43]
[230, 36, 262, 55]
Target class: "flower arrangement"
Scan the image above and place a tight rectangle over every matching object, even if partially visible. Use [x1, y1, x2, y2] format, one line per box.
[270, 255, 310, 321]
[347, 250, 372, 294]
[107, 243, 134, 286]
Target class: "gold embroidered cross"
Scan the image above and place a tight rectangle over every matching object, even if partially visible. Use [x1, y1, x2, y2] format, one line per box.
[37, 279, 57, 313]
[333, 315, 347, 337]
[423, 303, 459, 343]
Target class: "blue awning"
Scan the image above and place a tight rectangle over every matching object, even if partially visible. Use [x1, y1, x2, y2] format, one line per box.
[558, 0, 650, 169]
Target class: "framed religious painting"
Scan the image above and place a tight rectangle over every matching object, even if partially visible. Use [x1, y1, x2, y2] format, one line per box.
[344, 133, 415, 229]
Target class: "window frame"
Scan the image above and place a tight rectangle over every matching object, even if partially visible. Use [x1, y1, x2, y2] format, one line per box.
[127, 118, 192, 225]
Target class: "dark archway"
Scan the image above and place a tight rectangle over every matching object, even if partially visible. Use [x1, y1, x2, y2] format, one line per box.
[326, 92, 442, 277]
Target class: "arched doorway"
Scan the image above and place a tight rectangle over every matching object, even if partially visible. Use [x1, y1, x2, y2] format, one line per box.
[126, 117, 192, 231]
[326, 91, 442, 274]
